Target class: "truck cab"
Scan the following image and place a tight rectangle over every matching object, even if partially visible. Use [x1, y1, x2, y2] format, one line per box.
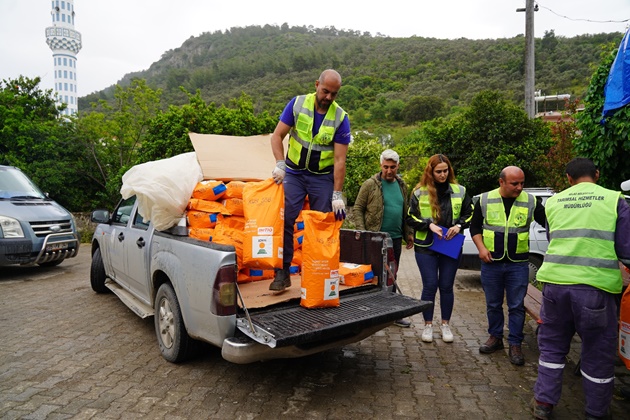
[0, 165, 79, 267]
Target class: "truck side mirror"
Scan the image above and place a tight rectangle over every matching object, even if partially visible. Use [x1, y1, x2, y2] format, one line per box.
[91, 209, 110, 224]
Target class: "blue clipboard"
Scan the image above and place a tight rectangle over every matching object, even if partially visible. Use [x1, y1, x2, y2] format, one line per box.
[428, 226, 465, 259]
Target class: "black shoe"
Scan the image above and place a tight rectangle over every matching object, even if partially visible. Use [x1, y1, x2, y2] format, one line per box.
[479, 336, 504, 354]
[394, 319, 412, 328]
[509, 344, 525, 366]
[530, 398, 553, 419]
[269, 269, 291, 291]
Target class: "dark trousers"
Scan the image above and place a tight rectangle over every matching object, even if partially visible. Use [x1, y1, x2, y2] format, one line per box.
[282, 171, 334, 270]
[392, 237, 402, 293]
[534, 283, 618, 417]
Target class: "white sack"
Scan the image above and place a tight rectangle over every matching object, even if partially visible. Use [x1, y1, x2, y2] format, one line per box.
[120, 152, 203, 231]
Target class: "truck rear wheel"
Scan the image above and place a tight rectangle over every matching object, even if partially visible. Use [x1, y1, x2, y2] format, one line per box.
[155, 283, 192, 363]
[90, 248, 109, 293]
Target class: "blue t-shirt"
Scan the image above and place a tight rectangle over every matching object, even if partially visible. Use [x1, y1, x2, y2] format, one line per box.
[279, 97, 351, 145]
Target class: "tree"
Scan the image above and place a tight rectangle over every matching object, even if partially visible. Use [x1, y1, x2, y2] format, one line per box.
[344, 134, 384, 206]
[402, 96, 446, 125]
[537, 99, 580, 192]
[422, 90, 552, 196]
[139, 91, 277, 163]
[0, 76, 63, 167]
[75, 79, 164, 206]
[575, 44, 630, 189]
[0, 76, 96, 210]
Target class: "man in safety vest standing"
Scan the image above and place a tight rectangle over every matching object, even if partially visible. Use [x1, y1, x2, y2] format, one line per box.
[531, 158, 630, 420]
[470, 166, 546, 365]
[269, 69, 351, 291]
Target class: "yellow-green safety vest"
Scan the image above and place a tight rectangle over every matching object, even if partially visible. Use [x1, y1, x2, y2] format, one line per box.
[537, 182, 622, 293]
[411, 184, 465, 246]
[480, 188, 534, 262]
[286, 93, 347, 174]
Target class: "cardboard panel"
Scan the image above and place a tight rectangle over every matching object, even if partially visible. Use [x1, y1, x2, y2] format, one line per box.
[188, 132, 287, 182]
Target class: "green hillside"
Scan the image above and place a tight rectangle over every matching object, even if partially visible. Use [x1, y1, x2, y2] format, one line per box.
[79, 24, 622, 121]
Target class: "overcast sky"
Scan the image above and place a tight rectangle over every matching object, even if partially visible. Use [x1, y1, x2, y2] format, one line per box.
[1, 0, 629, 97]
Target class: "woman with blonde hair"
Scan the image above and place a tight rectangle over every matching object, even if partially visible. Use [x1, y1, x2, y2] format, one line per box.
[406, 154, 473, 343]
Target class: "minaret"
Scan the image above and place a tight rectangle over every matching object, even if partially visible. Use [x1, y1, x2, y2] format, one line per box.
[45, 0, 82, 115]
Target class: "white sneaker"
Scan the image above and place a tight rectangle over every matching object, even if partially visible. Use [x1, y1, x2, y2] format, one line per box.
[421, 324, 433, 342]
[440, 324, 454, 343]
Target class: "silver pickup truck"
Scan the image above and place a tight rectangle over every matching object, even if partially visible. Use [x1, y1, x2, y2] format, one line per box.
[90, 195, 431, 364]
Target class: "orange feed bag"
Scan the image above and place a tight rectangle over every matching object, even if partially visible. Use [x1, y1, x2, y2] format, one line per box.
[241, 178, 284, 270]
[192, 180, 227, 201]
[339, 263, 375, 286]
[300, 210, 342, 308]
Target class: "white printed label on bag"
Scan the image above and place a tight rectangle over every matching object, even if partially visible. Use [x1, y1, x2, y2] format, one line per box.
[324, 278, 339, 300]
[252, 236, 273, 258]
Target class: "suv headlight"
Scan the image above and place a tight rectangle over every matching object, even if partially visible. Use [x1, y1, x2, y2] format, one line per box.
[0, 215, 25, 238]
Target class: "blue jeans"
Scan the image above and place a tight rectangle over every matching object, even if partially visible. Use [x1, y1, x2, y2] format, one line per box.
[480, 261, 529, 345]
[415, 251, 460, 322]
[282, 170, 334, 269]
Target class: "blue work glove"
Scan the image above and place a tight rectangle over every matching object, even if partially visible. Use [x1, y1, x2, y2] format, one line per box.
[272, 160, 286, 184]
[331, 191, 346, 221]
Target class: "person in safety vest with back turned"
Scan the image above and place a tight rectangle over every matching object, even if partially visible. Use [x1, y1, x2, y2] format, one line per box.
[531, 158, 630, 420]
[269, 69, 351, 292]
[470, 166, 546, 366]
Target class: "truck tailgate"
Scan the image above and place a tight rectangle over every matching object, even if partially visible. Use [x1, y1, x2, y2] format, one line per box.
[237, 290, 432, 348]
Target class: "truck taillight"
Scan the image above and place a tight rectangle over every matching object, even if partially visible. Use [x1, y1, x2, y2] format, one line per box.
[213, 265, 237, 316]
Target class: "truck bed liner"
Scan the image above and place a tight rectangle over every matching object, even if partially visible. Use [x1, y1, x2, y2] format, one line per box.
[237, 291, 432, 348]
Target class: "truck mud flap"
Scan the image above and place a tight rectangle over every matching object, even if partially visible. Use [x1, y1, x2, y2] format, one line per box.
[236, 292, 432, 348]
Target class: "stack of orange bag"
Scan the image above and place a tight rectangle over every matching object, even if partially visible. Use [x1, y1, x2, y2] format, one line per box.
[291, 215, 305, 275]
[187, 180, 230, 242]
[186, 180, 245, 268]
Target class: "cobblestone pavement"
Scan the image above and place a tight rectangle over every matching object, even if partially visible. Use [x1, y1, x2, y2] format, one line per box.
[1, 246, 629, 419]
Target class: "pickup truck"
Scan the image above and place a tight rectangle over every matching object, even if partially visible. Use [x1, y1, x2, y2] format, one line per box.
[90, 194, 432, 364]
[0, 165, 79, 267]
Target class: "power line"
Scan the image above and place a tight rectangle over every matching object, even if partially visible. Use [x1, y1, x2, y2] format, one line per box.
[538, 3, 630, 24]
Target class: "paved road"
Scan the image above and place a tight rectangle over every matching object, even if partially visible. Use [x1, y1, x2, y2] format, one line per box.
[1, 246, 629, 419]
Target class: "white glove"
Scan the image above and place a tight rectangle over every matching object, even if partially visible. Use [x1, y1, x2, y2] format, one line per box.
[331, 191, 346, 221]
[272, 160, 286, 184]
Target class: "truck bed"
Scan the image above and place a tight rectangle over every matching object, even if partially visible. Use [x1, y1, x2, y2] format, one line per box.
[237, 287, 431, 348]
[235, 229, 432, 349]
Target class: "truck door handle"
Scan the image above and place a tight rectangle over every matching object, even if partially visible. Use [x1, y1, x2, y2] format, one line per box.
[136, 238, 145, 248]
[118, 232, 125, 242]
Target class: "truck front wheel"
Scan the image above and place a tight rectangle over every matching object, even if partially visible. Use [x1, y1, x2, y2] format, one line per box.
[90, 248, 109, 293]
[155, 283, 192, 363]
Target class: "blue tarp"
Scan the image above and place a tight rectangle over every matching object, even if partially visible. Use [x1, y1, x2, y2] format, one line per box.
[603, 28, 630, 117]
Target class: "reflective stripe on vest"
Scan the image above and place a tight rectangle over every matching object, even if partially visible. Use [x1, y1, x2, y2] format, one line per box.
[537, 183, 622, 293]
[286, 93, 346, 174]
[480, 189, 534, 262]
[412, 184, 465, 246]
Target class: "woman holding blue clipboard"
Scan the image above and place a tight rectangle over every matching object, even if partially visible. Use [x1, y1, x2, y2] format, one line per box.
[406, 154, 473, 343]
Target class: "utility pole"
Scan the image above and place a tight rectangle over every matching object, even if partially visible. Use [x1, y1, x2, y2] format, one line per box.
[517, 0, 537, 118]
